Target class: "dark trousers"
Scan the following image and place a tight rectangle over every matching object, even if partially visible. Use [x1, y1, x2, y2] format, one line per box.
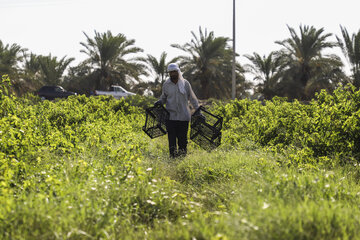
[166, 120, 189, 158]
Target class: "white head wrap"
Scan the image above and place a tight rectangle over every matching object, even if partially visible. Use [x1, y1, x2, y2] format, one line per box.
[167, 63, 186, 94]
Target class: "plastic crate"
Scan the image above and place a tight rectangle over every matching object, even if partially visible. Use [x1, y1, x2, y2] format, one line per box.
[143, 104, 169, 139]
[190, 106, 223, 150]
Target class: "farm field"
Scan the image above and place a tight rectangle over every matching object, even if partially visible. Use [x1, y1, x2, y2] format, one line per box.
[1, 78, 360, 239]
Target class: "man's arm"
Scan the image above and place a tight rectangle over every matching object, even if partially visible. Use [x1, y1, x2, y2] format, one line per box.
[187, 81, 199, 109]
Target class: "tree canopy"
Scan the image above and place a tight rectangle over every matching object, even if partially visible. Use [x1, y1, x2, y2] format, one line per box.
[0, 25, 359, 100]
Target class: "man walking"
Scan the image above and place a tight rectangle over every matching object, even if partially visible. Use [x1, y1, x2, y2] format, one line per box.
[155, 63, 199, 158]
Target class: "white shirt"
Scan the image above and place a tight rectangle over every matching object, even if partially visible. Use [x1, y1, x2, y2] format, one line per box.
[160, 78, 199, 121]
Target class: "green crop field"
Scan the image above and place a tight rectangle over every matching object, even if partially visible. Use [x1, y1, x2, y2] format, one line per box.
[1, 75, 360, 239]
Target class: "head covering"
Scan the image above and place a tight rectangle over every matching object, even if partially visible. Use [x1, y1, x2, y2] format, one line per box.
[167, 63, 180, 72]
[167, 63, 186, 94]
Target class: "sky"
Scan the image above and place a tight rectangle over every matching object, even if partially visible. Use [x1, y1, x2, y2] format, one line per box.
[1, 0, 359, 78]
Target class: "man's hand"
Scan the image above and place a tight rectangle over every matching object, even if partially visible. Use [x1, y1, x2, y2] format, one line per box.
[154, 100, 162, 106]
[194, 108, 206, 121]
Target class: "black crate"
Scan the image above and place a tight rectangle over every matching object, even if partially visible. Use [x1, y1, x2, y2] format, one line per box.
[190, 106, 223, 150]
[143, 104, 169, 139]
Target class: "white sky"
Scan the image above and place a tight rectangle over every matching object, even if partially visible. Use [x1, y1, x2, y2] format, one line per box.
[1, 0, 359, 78]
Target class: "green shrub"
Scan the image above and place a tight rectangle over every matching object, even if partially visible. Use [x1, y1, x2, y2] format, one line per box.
[215, 84, 360, 164]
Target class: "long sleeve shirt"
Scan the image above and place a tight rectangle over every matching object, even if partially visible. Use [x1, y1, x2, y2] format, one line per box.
[160, 78, 199, 121]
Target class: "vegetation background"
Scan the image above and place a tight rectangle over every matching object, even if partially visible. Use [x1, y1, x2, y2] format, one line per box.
[1, 73, 360, 239]
[1, 22, 360, 239]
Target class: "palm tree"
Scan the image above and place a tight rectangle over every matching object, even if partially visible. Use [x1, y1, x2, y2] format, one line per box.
[145, 52, 168, 97]
[63, 62, 96, 95]
[146, 52, 168, 85]
[245, 52, 284, 99]
[80, 30, 147, 90]
[38, 54, 74, 86]
[303, 60, 345, 98]
[0, 40, 24, 78]
[336, 26, 360, 88]
[144, 52, 179, 97]
[21, 52, 43, 91]
[0, 40, 26, 95]
[171, 27, 246, 99]
[24, 53, 41, 75]
[276, 25, 344, 100]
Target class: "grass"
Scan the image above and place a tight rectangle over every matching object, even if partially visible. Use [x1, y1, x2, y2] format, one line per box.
[2, 93, 360, 239]
[2, 135, 360, 239]
[137, 140, 360, 239]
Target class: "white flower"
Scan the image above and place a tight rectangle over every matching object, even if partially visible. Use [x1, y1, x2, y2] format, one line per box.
[262, 202, 270, 209]
[146, 200, 156, 205]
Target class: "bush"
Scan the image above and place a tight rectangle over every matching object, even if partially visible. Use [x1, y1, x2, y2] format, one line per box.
[215, 85, 360, 164]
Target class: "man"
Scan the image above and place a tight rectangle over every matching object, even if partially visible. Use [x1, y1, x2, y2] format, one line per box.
[155, 63, 199, 158]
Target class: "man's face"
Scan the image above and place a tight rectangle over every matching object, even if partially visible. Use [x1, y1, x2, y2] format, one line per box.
[169, 70, 179, 82]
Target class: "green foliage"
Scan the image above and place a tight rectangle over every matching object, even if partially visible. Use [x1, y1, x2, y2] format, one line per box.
[124, 94, 157, 110]
[215, 85, 360, 164]
[0, 74, 11, 97]
[2, 80, 360, 239]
